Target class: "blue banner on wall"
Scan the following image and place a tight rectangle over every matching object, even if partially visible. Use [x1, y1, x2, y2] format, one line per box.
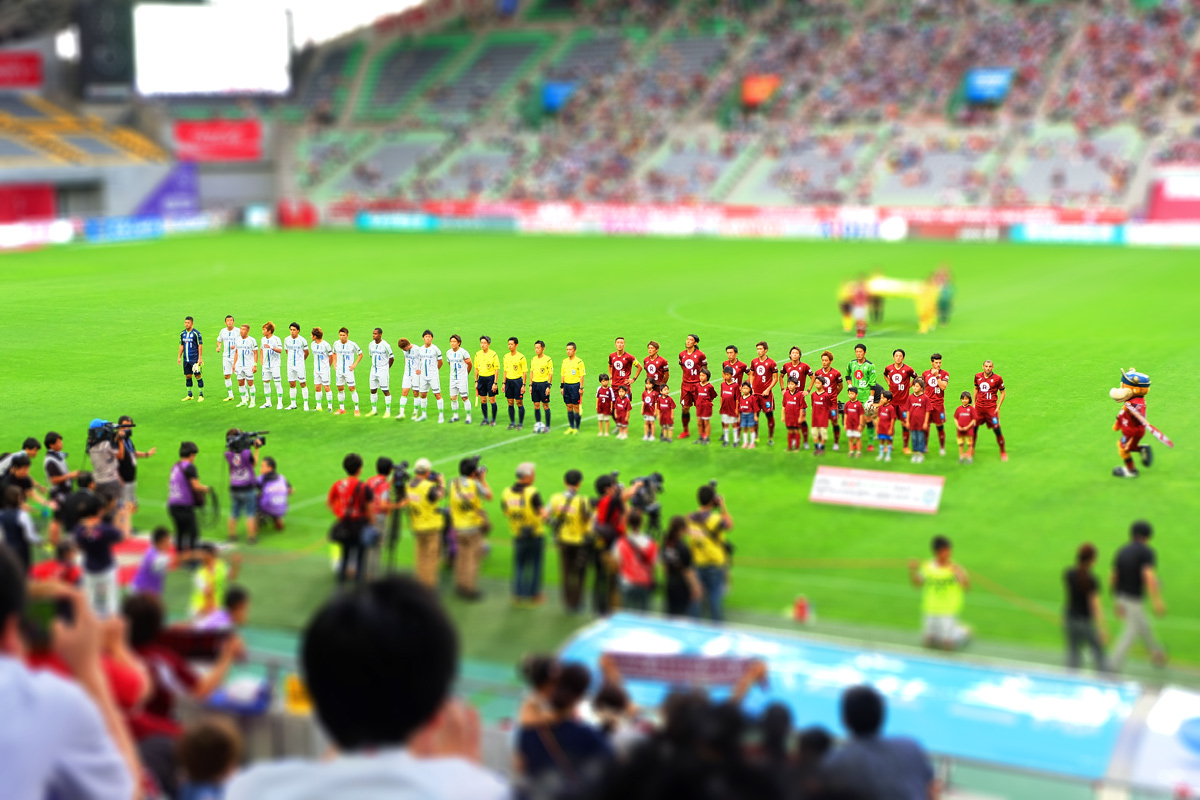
[543, 82, 576, 113]
[84, 215, 166, 244]
[134, 162, 201, 218]
[964, 68, 1014, 103]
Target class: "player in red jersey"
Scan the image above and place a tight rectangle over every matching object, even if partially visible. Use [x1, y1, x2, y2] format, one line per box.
[613, 385, 632, 440]
[922, 353, 950, 456]
[809, 377, 832, 455]
[723, 345, 748, 386]
[884, 349, 917, 454]
[875, 391, 897, 462]
[812, 350, 843, 449]
[783, 347, 813, 447]
[750, 341, 779, 445]
[719, 366, 740, 447]
[640, 379, 658, 441]
[596, 373, 615, 437]
[907, 381, 930, 463]
[972, 359, 1007, 461]
[694, 368, 718, 445]
[656, 386, 677, 442]
[608, 336, 641, 392]
[678, 334, 707, 440]
[843, 387, 866, 457]
[737, 382, 760, 449]
[953, 392, 975, 464]
[644, 341, 669, 391]
[781, 376, 808, 452]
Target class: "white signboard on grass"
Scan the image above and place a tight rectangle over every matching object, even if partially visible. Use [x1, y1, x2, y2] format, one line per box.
[810, 466, 944, 514]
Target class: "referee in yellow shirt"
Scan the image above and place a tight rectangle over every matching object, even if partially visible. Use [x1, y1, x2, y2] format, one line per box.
[560, 341, 586, 435]
[503, 336, 528, 430]
[529, 340, 554, 434]
[474, 335, 501, 426]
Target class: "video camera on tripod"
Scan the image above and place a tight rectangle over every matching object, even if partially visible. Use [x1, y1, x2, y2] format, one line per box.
[225, 430, 268, 452]
[87, 419, 132, 448]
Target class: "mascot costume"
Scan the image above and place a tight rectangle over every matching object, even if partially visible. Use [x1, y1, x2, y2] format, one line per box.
[1110, 369, 1165, 478]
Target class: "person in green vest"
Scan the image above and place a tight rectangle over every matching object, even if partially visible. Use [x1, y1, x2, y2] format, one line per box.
[190, 542, 241, 619]
[908, 535, 970, 650]
[501, 462, 547, 606]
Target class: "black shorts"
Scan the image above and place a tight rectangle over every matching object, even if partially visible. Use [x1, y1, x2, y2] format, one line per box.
[183, 360, 199, 376]
[505, 377, 524, 400]
[562, 383, 581, 405]
[476, 375, 497, 397]
[531, 381, 550, 403]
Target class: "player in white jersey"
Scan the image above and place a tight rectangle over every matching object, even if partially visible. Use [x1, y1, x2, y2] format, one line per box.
[259, 322, 284, 410]
[310, 327, 334, 412]
[446, 334, 473, 424]
[232, 324, 259, 407]
[395, 337, 419, 420]
[367, 327, 395, 417]
[333, 327, 364, 416]
[216, 315, 239, 401]
[413, 329, 445, 423]
[283, 322, 310, 411]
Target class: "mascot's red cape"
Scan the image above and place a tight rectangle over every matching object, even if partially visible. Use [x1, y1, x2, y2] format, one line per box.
[1110, 369, 1151, 478]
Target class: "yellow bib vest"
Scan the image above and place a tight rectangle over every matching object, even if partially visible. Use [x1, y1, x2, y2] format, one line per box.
[407, 477, 442, 534]
[501, 484, 542, 536]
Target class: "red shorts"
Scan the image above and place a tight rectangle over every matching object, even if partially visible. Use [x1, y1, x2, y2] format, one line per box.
[1119, 427, 1144, 451]
[659, 412, 675, 427]
[680, 384, 698, 408]
[697, 404, 714, 420]
[974, 405, 1000, 429]
[757, 393, 775, 413]
[926, 402, 946, 424]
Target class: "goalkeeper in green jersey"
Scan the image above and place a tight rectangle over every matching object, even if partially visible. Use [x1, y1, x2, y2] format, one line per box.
[846, 343, 882, 450]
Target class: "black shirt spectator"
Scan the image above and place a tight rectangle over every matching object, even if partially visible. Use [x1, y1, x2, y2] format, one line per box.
[1065, 567, 1098, 620]
[74, 520, 122, 573]
[44, 451, 72, 503]
[1114, 540, 1155, 598]
[61, 483, 99, 533]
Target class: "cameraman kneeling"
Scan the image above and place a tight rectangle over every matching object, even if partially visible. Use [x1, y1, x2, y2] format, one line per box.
[406, 459, 445, 588]
[224, 430, 260, 545]
[256, 456, 292, 531]
[449, 456, 492, 601]
[168, 442, 209, 556]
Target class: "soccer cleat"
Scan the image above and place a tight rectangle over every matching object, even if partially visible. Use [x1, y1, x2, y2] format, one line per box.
[304, 404, 310, 411]
[768, 438, 774, 446]
[451, 415, 459, 423]
[1000, 452, 1008, 462]
[564, 428, 574, 435]
[966, 457, 973, 464]
[721, 439, 728, 447]
[832, 443, 839, 451]
[382, 411, 391, 419]
[197, 395, 205, 402]
[315, 405, 323, 411]
[803, 443, 810, 450]
[354, 410, 361, 417]
[867, 444, 874, 452]
[516, 424, 523, 430]
[181, 395, 192, 402]
[260, 401, 272, 409]
[884, 454, 891, 462]
[236, 399, 248, 408]
[903, 447, 912, 455]
[396, 409, 407, 420]
[1140, 445, 1153, 468]
[465, 416, 472, 424]
[876, 452, 885, 461]
[276, 403, 283, 410]
[420, 413, 429, 422]
[438, 415, 445, 423]
[958, 456, 964, 464]
[479, 419, 489, 426]
[939, 448, 946, 456]
[366, 409, 378, 417]
[507, 423, 516, 430]
[1112, 466, 1138, 478]
[224, 395, 235, 402]
[679, 431, 690, 439]
[285, 404, 298, 410]
[335, 409, 346, 415]
[748, 441, 756, 449]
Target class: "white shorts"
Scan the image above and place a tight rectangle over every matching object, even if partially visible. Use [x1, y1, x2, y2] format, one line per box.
[236, 365, 255, 381]
[720, 414, 737, 425]
[852, 304, 867, 322]
[336, 370, 356, 388]
[923, 615, 968, 646]
[370, 370, 390, 391]
[418, 375, 440, 394]
[847, 430, 862, 439]
[223, 356, 236, 377]
[643, 414, 656, 423]
[313, 367, 330, 386]
[287, 365, 306, 383]
[262, 365, 281, 382]
[597, 414, 611, 421]
[402, 373, 415, 391]
[449, 376, 470, 398]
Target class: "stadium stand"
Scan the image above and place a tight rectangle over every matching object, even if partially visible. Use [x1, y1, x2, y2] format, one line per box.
[356, 40, 462, 121]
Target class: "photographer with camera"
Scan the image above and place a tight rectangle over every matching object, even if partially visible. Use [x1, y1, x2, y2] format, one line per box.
[224, 429, 264, 545]
[168, 442, 210, 557]
[448, 456, 492, 601]
[688, 483, 734, 622]
[406, 459, 446, 588]
[257, 456, 292, 532]
[590, 473, 646, 615]
[113, 416, 155, 536]
[363, 457, 407, 580]
[549, 469, 590, 613]
[327, 453, 375, 585]
[85, 420, 126, 504]
[502, 462, 547, 605]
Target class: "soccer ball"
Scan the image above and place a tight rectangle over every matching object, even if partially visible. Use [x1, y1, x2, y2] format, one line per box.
[192, 363, 202, 374]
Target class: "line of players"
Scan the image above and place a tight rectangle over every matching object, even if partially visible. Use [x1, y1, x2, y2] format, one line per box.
[178, 318, 1008, 460]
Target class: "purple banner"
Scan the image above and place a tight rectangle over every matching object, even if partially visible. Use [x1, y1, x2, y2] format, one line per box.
[135, 162, 200, 218]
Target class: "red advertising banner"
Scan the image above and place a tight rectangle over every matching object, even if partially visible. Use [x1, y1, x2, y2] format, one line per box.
[0, 51, 43, 89]
[0, 183, 55, 222]
[173, 120, 263, 162]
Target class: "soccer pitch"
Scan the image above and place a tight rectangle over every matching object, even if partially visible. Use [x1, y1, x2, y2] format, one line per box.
[5, 231, 1196, 666]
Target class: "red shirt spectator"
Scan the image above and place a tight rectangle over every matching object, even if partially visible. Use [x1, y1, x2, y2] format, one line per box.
[327, 477, 373, 520]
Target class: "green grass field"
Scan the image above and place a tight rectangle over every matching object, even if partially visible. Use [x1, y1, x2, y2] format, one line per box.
[5, 231, 1197, 668]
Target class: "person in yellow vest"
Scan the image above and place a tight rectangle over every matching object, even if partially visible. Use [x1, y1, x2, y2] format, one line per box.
[502, 462, 547, 606]
[474, 335, 501, 427]
[559, 342, 586, 435]
[503, 337, 528, 431]
[549, 469, 590, 612]
[908, 535, 971, 649]
[687, 484, 733, 622]
[190, 542, 241, 618]
[529, 340, 554, 434]
[448, 456, 492, 601]
[406, 458, 445, 588]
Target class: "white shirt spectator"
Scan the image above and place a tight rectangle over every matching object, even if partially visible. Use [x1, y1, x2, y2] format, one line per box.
[227, 749, 507, 800]
[0, 655, 134, 800]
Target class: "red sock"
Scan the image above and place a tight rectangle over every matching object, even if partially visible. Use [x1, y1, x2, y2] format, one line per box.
[1123, 455, 1134, 469]
[995, 429, 1006, 453]
[902, 427, 910, 448]
[800, 421, 809, 442]
[833, 424, 841, 444]
[682, 412, 690, 434]
[766, 413, 775, 438]
[793, 431, 800, 449]
[937, 426, 946, 449]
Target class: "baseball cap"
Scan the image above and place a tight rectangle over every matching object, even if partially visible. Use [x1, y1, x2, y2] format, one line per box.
[414, 458, 433, 473]
[516, 462, 535, 479]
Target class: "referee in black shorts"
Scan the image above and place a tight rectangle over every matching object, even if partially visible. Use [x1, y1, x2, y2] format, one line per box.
[560, 341, 585, 434]
[177, 316, 205, 402]
[502, 337, 528, 430]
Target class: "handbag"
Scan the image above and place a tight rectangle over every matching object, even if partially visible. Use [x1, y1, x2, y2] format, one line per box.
[329, 481, 364, 545]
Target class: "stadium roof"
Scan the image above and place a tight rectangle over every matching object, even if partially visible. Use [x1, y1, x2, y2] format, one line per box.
[211, 0, 423, 46]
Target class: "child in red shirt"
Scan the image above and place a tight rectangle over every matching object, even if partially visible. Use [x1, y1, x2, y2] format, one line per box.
[641, 379, 658, 442]
[843, 387, 866, 458]
[30, 541, 83, 585]
[738, 382, 760, 449]
[907, 382, 930, 463]
[613, 385, 632, 440]
[695, 369, 718, 446]
[656, 390, 677, 442]
[781, 377, 808, 452]
[953, 391, 976, 464]
[596, 374, 615, 437]
[875, 391, 897, 462]
[719, 366, 740, 447]
[809, 377, 832, 455]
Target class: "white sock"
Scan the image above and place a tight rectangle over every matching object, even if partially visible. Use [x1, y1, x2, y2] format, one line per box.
[326, 390, 333, 406]
[302, 386, 309, 402]
[351, 390, 360, 409]
[274, 380, 283, 402]
[249, 385, 256, 404]
[463, 397, 471, 411]
[385, 395, 392, 413]
[262, 382, 271, 404]
[338, 390, 345, 410]
[399, 396, 409, 412]
[289, 385, 297, 403]
[451, 397, 459, 412]
[239, 384, 247, 401]
[225, 377, 233, 397]
[370, 391, 378, 410]
[436, 398, 444, 413]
